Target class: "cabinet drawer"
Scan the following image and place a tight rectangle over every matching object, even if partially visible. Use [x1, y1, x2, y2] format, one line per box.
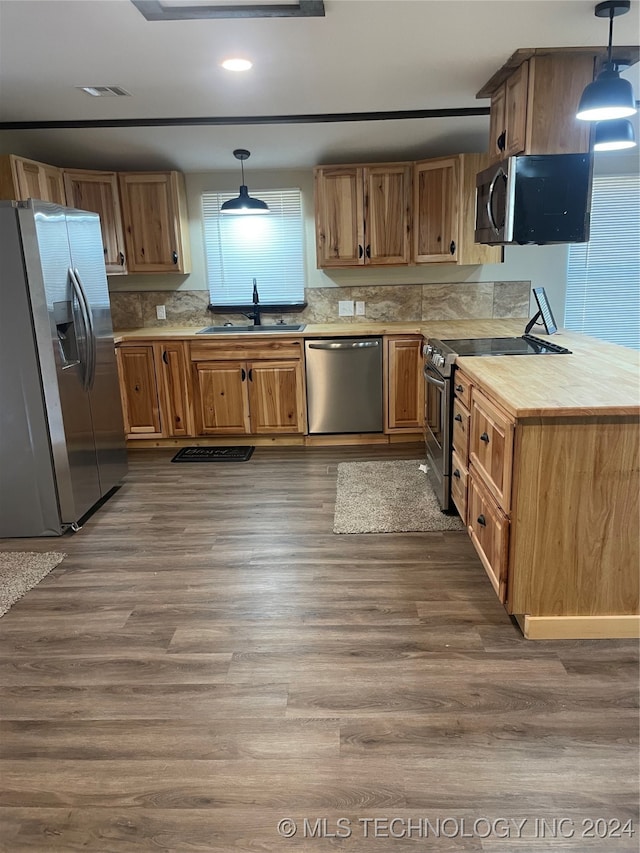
[452, 369, 472, 409]
[190, 339, 302, 362]
[452, 397, 470, 460]
[469, 388, 514, 512]
[450, 448, 468, 524]
[468, 472, 509, 603]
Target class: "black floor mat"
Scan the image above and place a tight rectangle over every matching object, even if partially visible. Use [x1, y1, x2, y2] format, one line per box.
[171, 446, 255, 462]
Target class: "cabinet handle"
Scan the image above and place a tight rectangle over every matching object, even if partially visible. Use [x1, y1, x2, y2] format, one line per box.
[358, 244, 363, 259]
[480, 432, 490, 443]
[172, 251, 178, 265]
[119, 252, 125, 266]
[454, 413, 463, 423]
[248, 368, 253, 382]
[103, 246, 108, 255]
[449, 241, 456, 255]
[497, 130, 506, 152]
[162, 350, 168, 365]
[453, 469, 461, 479]
[365, 244, 371, 258]
[477, 514, 487, 527]
[241, 368, 246, 381]
[455, 384, 464, 393]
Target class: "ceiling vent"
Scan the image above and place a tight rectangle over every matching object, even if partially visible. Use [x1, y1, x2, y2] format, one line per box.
[77, 86, 132, 97]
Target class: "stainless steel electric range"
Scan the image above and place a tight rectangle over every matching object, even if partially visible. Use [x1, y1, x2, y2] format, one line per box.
[423, 334, 572, 512]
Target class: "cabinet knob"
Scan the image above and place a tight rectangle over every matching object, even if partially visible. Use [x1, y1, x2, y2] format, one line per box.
[477, 514, 487, 527]
[497, 130, 506, 152]
[453, 469, 461, 479]
[162, 350, 169, 365]
[455, 384, 464, 393]
[358, 244, 363, 259]
[172, 251, 178, 265]
[449, 241, 456, 255]
[454, 413, 463, 423]
[248, 368, 253, 382]
[241, 368, 246, 381]
[119, 252, 125, 266]
[365, 244, 371, 258]
[480, 432, 490, 443]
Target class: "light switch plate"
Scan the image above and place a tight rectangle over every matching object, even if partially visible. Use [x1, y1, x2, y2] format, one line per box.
[156, 305, 167, 320]
[355, 301, 365, 316]
[338, 300, 354, 317]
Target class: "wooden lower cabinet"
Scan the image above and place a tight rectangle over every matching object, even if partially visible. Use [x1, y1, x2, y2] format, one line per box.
[385, 336, 424, 432]
[469, 387, 513, 511]
[116, 342, 193, 439]
[193, 362, 251, 435]
[248, 361, 305, 434]
[467, 470, 509, 603]
[450, 448, 468, 523]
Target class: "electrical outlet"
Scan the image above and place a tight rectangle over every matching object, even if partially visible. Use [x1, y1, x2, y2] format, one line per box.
[338, 300, 354, 317]
[156, 304, 166, 320]
[355, 300, 365, 316]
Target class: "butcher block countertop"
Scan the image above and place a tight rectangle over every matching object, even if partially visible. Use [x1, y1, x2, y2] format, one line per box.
[456, 329, 640, 418]
[114, 321, 640, 419]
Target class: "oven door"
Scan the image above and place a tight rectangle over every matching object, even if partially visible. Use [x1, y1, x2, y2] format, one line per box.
[424, 363, 452, 511]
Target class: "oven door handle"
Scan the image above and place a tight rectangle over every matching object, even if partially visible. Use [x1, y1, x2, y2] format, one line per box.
[423, 365, 446, 389]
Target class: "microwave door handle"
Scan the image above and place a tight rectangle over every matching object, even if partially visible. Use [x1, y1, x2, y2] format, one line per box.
[487, 170, 503, 235]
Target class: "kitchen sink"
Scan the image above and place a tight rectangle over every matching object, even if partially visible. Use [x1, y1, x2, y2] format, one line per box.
[197, 324, 306, 334]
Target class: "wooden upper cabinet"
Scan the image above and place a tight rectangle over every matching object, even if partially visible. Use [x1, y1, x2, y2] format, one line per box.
[63, 170, 127, 275]
[485, 54, 595, 162]
[0, 155, 66, 203]
[414, 156, 459, 263]
[414, 154, 502, 266]
[364, 164, 412, 265]
[118, 171, 191, 274]
[314, 163, 411, 268]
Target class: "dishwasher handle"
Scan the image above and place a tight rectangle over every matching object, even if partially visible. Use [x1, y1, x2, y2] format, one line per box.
[307, 339, 380, 350]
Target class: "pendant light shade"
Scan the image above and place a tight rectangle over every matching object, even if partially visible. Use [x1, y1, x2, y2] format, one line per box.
[576, 1, 637, 122]
[220, 149, 269, 214]
[594, 118, 637, 150]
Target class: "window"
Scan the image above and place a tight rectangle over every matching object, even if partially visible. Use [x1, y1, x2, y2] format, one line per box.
[565, 174, 640, 350]
[202, 188, 305, 307]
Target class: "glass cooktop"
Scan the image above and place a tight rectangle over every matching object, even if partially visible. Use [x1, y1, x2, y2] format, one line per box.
[442, 334, 571, 356]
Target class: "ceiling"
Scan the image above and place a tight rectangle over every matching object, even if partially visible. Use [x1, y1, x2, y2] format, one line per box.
[1, 0, 638, 173]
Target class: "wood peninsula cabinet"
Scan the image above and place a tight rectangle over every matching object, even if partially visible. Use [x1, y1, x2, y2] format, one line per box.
[63, 169, 128, 275]
[118, 171, 191, 274]
[190, 338, 306, 435]
[314, 163, 412, 267]
[0, 154, 65, 204]
[453, 334, 639, 640]
[413, 154, 502, 265]
[116, 341, 193, 439]
[478, 52, 596, 162]
[385, 336, 424, 432]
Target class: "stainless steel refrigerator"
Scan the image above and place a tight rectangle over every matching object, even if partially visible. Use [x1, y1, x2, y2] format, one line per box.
[0, 200, 128, 537]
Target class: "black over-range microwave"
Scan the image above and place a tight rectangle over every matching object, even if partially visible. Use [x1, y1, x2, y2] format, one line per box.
[475, 153, 593, 245]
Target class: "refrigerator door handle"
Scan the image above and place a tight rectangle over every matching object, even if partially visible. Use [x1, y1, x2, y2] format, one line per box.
[71, 267, 97, 390]
[69, 267, 93, 390]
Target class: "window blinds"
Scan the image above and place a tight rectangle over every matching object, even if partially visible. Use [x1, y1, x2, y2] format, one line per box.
[202, 188, 305, 306]
[565, 174, 640, 350]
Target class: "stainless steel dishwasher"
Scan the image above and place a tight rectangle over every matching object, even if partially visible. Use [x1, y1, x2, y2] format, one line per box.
[304, 337, 383, 434]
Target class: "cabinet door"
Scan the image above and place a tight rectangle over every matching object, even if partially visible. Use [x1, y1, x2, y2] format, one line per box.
[63, 170, 127, 274]
[156, 341, 194, 437]
[193, 361, 250, 434]
[450, 448, 468, 524]
[364, 165, 411, 265]
[469, 388, 514, 512]
[314, 166, 365, 267]
[116, 345, 162, 437]
[385, 337, 424, 431]
[468, 472, 509, 603]
[504, 61, 529, 157]
[452, 397, 470, 460]
[13, 157, 45, 200]
[414, 157, 459, 263]
[488, 85, 507, 163]
[41, 165, 66, 204]
[119, 172, 190, 273]
[247, 360, 305, 433]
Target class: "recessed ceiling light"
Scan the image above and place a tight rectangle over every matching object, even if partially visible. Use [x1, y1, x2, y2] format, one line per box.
[221, 58, 253, 72]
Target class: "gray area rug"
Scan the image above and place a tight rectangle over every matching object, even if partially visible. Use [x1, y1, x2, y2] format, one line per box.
[334, 459, 464, 534]
[0, 551, 66, 617]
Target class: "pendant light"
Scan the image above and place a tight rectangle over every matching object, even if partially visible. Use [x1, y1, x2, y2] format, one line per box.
[594, 118, 637, 150]
[220, 149, 269, 214]
[576, 1, 637, 122]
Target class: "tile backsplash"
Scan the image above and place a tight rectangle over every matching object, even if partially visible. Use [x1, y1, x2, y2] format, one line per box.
[109, 281, 530, 330]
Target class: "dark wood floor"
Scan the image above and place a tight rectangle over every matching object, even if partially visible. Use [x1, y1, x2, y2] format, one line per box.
[0, 445, 638, 852]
